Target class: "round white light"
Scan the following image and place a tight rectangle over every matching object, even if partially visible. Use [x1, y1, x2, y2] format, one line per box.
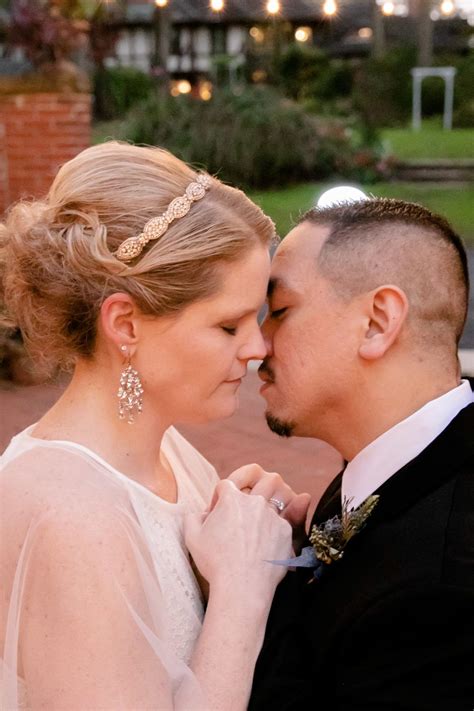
[382, 1, 395, 15]
[266, 0, 280, 14]
[316, 186, 368, 209]
[440, 0, 455, 15]
[155, 0, 168, 7]
[210, 0, 225, 11]
[323, 0, 338, 16]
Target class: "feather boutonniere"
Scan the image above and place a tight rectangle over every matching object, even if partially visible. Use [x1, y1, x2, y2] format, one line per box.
[270, 495, 380, 581]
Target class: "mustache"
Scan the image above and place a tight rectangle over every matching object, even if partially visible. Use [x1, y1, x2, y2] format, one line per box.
[258, 359, 275, 381]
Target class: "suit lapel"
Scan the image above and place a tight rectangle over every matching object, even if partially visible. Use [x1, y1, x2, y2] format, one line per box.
[312, 470, 343, 524]
[369, 402, 474, 525]
[310, 403, 474, 532]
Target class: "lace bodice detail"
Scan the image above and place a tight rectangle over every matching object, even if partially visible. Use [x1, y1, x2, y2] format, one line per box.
[1, 425, 219, 710]
[128, 484, 204, 663]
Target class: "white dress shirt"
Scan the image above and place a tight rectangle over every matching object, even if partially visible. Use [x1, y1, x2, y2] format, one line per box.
[342, 380, 474, 510]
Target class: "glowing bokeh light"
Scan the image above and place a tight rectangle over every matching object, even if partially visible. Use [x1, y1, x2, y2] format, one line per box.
[440, 0, 455, 15]
[316, 186, 368, 209]
[295, 26, 312, 42]
[266, 0, 280, 14]
[323, 0, 338, 16]
[210, 0, 225, 11]
[382, 1, 395, 15]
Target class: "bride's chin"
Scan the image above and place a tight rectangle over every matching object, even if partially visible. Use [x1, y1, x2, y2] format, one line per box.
[184, 396, 239, 425]
[213, 393, 240, 421]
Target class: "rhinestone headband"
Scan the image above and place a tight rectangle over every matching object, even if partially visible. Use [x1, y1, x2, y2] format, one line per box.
[115, 173, 212, 262]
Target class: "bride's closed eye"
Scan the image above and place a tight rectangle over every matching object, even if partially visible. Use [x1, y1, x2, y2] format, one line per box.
[222, 325, 237, 335]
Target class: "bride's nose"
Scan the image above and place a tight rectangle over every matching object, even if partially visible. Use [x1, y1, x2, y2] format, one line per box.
[237, 326, 267, 362]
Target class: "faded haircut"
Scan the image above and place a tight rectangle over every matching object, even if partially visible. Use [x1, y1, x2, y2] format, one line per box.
[299, 198, 469, 348]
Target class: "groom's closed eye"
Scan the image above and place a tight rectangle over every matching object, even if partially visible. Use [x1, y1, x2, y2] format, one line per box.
[269, 307, 287, 319]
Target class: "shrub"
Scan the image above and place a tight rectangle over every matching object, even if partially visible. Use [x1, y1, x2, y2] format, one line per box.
[453, 99, 474, 128]
[124, 86, 386, 189]
[352, 47, 416, 129]
[274, 43, 329, 100]
[453, 52, 474, 128]
[94, 66, 156, 120]
[274, 44, 353, 104]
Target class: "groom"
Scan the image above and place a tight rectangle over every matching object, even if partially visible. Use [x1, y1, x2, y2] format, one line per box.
[250, 198, 474, 709]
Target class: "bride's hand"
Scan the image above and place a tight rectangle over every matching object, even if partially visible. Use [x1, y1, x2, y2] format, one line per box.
[224, 463, 311, 532]
[185, 480, 292, 603]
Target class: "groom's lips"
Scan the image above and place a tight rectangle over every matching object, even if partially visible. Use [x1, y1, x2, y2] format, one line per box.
[258, 361, 275, 384]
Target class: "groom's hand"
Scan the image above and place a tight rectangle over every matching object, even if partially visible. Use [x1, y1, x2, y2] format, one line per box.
[224, 464, 311, 542]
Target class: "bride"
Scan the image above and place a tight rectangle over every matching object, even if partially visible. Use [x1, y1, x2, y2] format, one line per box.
[0, 143, 310, 710]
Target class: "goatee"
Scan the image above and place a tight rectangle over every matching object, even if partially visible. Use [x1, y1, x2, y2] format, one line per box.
[265, 412, 295, 438]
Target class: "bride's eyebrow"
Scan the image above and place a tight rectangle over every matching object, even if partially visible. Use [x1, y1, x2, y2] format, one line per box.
[219, 306, 259, 321]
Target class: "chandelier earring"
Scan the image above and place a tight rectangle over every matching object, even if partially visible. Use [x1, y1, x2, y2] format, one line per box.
[117, 345, 144, 424]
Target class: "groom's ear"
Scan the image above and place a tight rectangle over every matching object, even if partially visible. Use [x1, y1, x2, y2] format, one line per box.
[358, 285, 409, 361]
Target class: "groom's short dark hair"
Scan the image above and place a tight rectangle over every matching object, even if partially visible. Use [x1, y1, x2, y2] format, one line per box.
[299, 198, 469, 349]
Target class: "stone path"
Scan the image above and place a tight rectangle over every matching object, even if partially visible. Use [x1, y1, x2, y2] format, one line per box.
[0, 371, 343, 512]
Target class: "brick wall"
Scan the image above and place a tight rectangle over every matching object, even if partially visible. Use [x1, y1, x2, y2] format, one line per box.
[0, 92, 91, 213]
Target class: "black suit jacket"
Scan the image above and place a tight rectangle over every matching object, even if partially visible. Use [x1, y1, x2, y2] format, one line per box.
[250, 402, 474, 710]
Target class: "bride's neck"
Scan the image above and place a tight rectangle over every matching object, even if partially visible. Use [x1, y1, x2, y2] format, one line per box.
[33, 361, 172, 490]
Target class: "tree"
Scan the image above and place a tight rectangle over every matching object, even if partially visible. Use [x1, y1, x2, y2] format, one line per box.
[410, 0, 433, 66]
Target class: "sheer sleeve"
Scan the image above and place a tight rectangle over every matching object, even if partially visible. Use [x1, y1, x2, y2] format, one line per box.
[1, 446, 208, 710]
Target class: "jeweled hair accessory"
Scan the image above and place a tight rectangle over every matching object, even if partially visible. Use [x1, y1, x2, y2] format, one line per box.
[115, 173, 212, 262]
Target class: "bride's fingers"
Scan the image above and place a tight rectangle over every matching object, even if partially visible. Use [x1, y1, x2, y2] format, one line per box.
[282, 493, 312, 528]
[226, 463, 266, 491]
[248, 472, 291, 502]
[208, 478, 239, 512]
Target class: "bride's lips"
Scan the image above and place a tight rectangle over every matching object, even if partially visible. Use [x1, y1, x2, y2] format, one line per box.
[224, 372, 246, 384]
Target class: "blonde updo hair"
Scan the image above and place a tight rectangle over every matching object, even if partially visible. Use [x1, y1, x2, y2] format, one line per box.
[0, 142, 275, 375]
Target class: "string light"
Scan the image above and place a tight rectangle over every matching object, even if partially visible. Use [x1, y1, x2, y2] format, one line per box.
[266, 0, 280, 15]
[381, 1, 395, 15]
[440, 0, 455, 15]
[323, 0, 338, 16]
[210, 0, 225, 11]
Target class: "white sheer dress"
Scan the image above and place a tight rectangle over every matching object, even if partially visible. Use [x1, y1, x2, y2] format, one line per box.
[0, 425, 219, 710]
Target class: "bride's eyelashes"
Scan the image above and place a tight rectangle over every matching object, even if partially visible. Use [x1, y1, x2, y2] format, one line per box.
[221, 325, 238, 335]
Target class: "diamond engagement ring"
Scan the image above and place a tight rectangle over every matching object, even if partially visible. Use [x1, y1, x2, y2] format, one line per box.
[269, 497, 285, 513]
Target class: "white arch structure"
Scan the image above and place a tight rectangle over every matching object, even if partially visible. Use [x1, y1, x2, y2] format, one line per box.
[410, 66, 457, 131]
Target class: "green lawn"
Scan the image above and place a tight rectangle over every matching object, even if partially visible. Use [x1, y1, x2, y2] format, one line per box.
[250, 182, 474, 245]
[381, 118, 474, 161]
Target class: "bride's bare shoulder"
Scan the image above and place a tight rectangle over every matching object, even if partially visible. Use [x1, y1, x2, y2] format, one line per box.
[1, 444, 126, 526]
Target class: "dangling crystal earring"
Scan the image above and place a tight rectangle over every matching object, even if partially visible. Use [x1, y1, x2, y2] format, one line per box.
[117, 345, 144, 424]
